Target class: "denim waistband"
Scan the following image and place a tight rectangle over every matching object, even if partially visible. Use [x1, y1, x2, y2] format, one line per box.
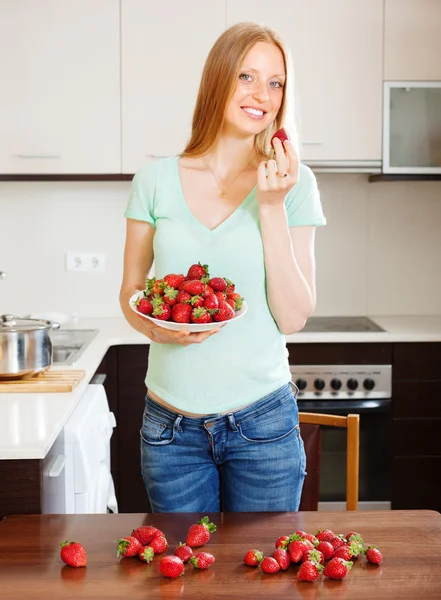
[145, 382, 295, 429]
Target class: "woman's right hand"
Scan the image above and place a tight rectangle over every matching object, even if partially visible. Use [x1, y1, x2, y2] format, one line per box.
[138, 316, 222, 346]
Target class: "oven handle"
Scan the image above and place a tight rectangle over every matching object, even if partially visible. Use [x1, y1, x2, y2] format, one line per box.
[297, 399, 391, 414]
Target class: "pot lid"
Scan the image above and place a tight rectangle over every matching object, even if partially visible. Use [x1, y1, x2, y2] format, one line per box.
[0, 314, 51, 332]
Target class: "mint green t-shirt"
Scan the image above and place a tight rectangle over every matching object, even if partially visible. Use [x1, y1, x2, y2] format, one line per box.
[124, 157, 326, 414]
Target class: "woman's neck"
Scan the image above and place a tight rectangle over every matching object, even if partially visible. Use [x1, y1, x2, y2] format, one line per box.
[203, 133, 258, 178]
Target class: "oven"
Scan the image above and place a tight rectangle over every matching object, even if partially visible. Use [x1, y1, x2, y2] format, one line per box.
[291, 363, 392, 511]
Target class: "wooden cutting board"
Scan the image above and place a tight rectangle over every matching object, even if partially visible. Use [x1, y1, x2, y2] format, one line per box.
[0, 369, 85, 393]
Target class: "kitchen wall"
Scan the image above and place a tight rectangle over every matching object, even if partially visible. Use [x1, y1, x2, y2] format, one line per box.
[0, 175, 440, 318]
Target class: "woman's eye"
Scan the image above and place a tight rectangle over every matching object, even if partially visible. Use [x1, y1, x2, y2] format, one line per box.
[239, 73, 253, 82]
[270, 80, 283, 88]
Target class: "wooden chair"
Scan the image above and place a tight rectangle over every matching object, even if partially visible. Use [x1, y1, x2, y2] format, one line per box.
[298, 412, 360, 511]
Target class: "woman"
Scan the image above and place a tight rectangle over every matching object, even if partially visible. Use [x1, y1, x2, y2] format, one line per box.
[119, 22, 326, 513]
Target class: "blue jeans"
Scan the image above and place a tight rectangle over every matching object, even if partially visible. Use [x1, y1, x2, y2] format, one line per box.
[140, 383, 306, 512]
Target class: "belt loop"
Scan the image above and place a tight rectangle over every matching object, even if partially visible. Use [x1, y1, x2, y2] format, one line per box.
[174, 414, 183, 433]
[227, 413, 238, 431]
[290, 380, 300, 397]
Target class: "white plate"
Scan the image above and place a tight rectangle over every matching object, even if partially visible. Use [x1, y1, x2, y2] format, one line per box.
[129, 290, 248, 332]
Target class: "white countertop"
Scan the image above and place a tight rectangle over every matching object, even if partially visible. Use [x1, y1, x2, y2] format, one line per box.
[1, 314, 440, 461]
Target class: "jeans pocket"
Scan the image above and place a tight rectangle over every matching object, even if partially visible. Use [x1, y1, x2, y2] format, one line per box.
[237, 404, 298, 444]
[140, 414, 175, 446]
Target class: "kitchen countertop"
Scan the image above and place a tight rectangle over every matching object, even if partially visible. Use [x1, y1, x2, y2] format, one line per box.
[1, 314, 440, 461]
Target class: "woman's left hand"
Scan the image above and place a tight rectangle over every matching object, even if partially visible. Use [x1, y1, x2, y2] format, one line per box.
[256, 137, 299, 207]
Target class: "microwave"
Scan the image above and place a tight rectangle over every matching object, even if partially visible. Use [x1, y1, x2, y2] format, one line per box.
[383, 81, 441, 174]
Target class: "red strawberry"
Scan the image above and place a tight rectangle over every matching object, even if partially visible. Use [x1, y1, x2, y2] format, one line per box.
[171, 303, 192, 323]
[182, 279, 205, 296]
[333, 545, 352, 561]
[152, 279, 165, 295]
[272, 548, 290, 570]
[164, 274, 185, 289]
[174, 543, 193, 563]
[213, 301, 235, 322]
[316, 529, 336, 543]
[190, 552, 215, 569]
[138, 546, 154, 563]
[345, 531, 363, 543]
[224, 279, 235, 295]
[302, 549, 324, 565]
[275, 535, 290, 549]
[187, 262, 209, 280]
[270, 127, 289, 149]
[186, 516, 217, 548]
[191, 307, 212, 324]
[331, 535, 346, 550]
[226, 298, 236, 310]
[159, 555, 185, 578]
[163, 286, 179, 306]
[365, 546, 383, 565]
[243, 549, 263, 567]
[203, 293, 219, 311]
[316, 541, 334, 560]
[260, 556, 280, 574]
[323, 557, 353, 580]
[132, 526, 162, 545]
[60, 541, 87, 567]
[297, 560, 323, 582]
[209, 277, 227, 292]
[203, 284, 214, 297]
[176, 290, 191, 303]
[152, 303, 171, 321]
[148, 534, 168, 554]
[214, 291, 227, 302]
[116, 536, 142, 558]
[289, 539, 311, 563]
[136, 297, 153, 315]
[190, 294, 205, 308]
[345, 539, 363, 558]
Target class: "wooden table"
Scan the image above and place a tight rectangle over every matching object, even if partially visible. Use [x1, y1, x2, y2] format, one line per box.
[0, 510, 440, 599]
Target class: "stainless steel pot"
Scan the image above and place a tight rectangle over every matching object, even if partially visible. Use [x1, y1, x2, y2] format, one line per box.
[0, 315, 60, 379]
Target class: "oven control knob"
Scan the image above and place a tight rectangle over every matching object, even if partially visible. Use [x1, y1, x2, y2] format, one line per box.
[363, 378, 375, 391]
[330, 378, 342, 391]
[295, 378, 307, 391]
[347, 378, 359, 391]
[314, 378, 325, 391]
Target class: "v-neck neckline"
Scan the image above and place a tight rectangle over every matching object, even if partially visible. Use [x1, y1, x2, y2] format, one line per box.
[174, 157, 256, 234]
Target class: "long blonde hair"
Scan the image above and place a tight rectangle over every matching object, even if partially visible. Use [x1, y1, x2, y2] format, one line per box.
[181, 22, 299, 160]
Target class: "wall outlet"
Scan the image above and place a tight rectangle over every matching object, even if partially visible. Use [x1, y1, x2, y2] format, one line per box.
[66, 252, 107, 273]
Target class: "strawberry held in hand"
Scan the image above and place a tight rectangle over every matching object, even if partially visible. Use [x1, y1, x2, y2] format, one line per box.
[60, 541, 87, 567]
[270, 127, 289, 149]
[186, 516, 217, 548]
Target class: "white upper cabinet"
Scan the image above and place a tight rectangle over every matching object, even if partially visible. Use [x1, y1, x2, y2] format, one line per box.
[0, 0, 120, 174]
[384, 0, 441, 80]
[121, 0, 226, 174]
[227, 0, 383, 163]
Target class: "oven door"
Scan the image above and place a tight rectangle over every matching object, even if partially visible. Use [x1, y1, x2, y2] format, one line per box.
[297, 398, 392, 511]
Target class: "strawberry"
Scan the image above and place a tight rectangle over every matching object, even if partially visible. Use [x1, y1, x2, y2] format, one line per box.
[345, 531, 363, 544]
[365, 546, 383, 565]
[136, 297, 153, 315]
[190, 294, 205, 308]
[159, 555, 185, 578]
[214, 291, 227, 302]
[149, 534, 168, 554]
[60, 541, 87, 567]
[209, 277, 227, 292]
[203, 293, 219, 311]
[226, 292, 244, 310]
[182, 280, 205, 296]
[345, 539, 363, 558]
[191, 306, 212, 324]
[164, 274, 185, 289]
[333, 546, 352, 561]
[270, 127, 289, 149]
[190, 552, 215, 569]
[226, 298, 236, 310]
[260, 556, 280, 574]
[302, 549, 324, 565]
[163, 286, 179, 306]
[203, 284, 214, 297]
[116, 536, 142, 558]
[323, 557, 353, 580]
[152, 303, 171, 321]
[152, 279, 165, 295]
[138, 546, 154, 563]
[272, 548, 290, 570]
[186, 516, 217, 548]
[187, 262, 209, 280]
[132, 525, 162, 545]
[289, 539, 311, 563]
[316, 541, 334, 560]
[297, 560, 323, 582]
[316, 529, 336, 543]
[275, 535, 290, 549]
[176, 290, 191, 303]
[331, 535, 346, 551]
[224, 279, 235, 295]
[171, 303, 192, 323]
[213, 301, 235, 322]
[174, 543, 193, 563]
[243, 549, 263, 567]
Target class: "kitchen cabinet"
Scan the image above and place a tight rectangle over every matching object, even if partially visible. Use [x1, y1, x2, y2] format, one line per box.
[0, 0, 120, 174]
[384, 0, 441, 80]
[121, 0, 226, 174]
[226, 0, 383, 163]
[391, 342, 441, 511]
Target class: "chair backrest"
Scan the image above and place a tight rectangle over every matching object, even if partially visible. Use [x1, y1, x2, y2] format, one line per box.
[299, 412, 360, 511]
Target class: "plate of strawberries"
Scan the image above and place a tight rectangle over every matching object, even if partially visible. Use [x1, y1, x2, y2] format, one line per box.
[129, 261, 248, 332]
